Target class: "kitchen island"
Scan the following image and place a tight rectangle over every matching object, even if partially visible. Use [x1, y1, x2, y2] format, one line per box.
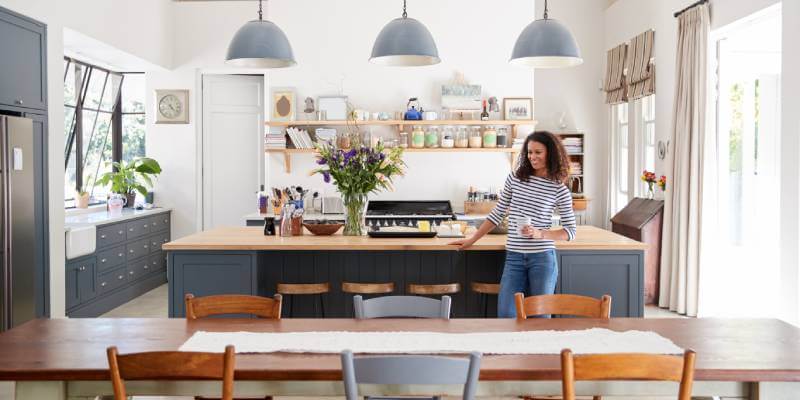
[163, 226, 646, 318]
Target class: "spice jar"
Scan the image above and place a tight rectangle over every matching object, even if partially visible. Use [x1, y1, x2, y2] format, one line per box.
[455, 126, 469, 148]
[469, 126, 483, 148]
[497, 127, 509, 147]
[411, 125, 425, 148]
[482, 126, 497, 148]
[336, 132, 351, 149]
[425, 126, 440, 148]
[398, 129, 409, 148]
[441, 126, 455, 148]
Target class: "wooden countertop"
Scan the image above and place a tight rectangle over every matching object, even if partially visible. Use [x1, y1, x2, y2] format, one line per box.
[163, 225, 646, 251]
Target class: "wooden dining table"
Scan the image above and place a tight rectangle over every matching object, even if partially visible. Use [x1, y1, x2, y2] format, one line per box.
[0, 318, 799, 399]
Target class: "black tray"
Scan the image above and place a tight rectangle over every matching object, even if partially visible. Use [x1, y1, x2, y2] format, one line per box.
[367, 231, 438, 238]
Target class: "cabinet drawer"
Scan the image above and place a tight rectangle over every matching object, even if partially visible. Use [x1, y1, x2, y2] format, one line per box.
[148, 232, 169, 253]
[125, 238, 151, 261]
[97, 223, 126, 248]
[147, 252, 166, 274]
[148, 213, 170, 232]
[96, 245, 126, 273]
[127, 259, 148, 282]
[125, 218, 151, 239]
[97, 266, 128, 295]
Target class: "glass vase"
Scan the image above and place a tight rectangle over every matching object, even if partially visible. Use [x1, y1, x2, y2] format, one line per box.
[342, 192, 367, 236]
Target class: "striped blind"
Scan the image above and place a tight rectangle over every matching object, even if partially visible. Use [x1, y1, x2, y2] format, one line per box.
[626, 29, 656, 100]
[603, 43, 628, 105]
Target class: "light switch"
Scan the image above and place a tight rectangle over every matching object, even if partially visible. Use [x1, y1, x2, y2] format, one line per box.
[13, 148, 22, 171]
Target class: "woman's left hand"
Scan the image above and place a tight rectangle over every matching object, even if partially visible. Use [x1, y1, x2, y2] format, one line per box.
[521, 226, 544, 239]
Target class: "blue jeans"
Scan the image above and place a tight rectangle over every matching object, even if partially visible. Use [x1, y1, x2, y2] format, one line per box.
[497, 250, 558, 318]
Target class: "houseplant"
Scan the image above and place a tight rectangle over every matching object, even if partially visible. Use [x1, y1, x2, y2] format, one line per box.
[96, 157, 162, 207]
[74, 187, 90, 209]
[311, 142, 404, 235]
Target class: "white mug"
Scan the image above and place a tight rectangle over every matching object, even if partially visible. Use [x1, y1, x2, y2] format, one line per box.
[515, 216, 532, 236]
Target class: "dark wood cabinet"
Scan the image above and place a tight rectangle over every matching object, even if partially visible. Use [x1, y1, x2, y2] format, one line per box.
[0, 6, 47, 111]
[611, 198, 664, 305]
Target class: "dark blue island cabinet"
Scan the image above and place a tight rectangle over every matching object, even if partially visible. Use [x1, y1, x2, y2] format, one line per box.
[166, 226, 645, 318]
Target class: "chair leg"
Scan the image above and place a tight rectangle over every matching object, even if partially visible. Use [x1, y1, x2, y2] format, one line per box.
[483, 293, 489, 318]
[287, 294, 293, 318]
[319, 293, 326, 318]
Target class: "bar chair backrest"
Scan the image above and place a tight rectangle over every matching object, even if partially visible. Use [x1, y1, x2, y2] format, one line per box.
[341, 349, 481, 400]
[107, 345, 236, 400]
[560, 348, 696, 400]
[515, 293, 612, 320]
[353, 295, 451, 319]
[185, 293, 282, 320]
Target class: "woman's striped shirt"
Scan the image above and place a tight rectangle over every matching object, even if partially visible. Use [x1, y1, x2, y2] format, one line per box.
[487, 173, 577, 253]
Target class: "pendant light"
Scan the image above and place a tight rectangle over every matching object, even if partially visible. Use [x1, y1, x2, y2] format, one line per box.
[510, 0, 582, 68]
[370, 0, 440, 66]
[226, 0, 296, 68]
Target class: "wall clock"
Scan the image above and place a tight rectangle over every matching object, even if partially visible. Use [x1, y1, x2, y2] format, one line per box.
[155, 89, 189, 124]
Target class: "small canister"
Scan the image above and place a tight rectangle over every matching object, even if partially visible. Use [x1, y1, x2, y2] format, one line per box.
[482, 126, 497, 148]
[411, 125, 425, 148]
[425, 126, 440, 148]
[469, 126, 483, 148]
[441, 126, 455, 148]
[455, 126, 469, 148]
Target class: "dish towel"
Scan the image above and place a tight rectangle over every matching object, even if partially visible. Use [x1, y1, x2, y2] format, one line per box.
[179, 328, 682, 355]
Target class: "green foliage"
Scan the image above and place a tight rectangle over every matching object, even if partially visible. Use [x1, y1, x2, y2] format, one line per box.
[96, 157, 162, 197]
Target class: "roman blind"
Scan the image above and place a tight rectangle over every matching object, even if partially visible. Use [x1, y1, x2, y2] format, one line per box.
[626, 29, 656, 100]
[603, 43, 628, 105]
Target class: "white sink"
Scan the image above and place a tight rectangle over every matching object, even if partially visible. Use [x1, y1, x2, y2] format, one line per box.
[65, 225, 96, 260]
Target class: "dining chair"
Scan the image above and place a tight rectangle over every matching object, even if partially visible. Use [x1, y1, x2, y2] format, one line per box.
[514, 293, 612, 320]
[560, 348, 697, 400]
[185, 293, 282, 319]
[276, 282, 330, 317]
[342, 282, 395, 295]
[353, 295, 451, 319]
[341, 349, 482, 400]
[106, 345, 235, 400]
[470, 281, 500, 317]
[408, 283, 461, 296]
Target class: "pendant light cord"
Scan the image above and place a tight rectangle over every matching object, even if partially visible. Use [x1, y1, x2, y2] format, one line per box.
[402, 0, 407, 18]
[258, 0, 263, 21]
[543, 0, 549, 19]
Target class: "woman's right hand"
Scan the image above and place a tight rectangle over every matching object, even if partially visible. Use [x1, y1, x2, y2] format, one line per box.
[449, 237, 477, 250]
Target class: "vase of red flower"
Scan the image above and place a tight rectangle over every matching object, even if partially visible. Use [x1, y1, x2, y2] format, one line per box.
[641, 170, 657, 199]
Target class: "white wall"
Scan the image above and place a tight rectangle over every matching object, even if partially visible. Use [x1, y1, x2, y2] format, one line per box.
[0, 0, 174, 317]
[533, 0, 606, 225]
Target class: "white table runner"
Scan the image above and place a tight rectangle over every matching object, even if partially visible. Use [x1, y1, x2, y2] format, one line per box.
[180, 328, 682, 355]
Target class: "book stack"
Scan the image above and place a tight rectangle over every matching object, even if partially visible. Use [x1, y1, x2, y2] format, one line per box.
[286, 127, 314, 149]
[562, 137, 583, 154]
[265, 131, 287, 149]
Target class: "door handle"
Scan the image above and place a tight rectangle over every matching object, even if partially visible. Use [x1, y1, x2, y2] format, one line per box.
[79, 266, 86, 271]
[100, 258, 107, 263]
[14, 99, 23, 105]
[100, 234, 107, 239]
[101, 282, 107, 287]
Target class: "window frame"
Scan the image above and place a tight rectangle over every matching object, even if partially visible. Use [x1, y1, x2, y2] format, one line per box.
[609, 94, 656, 214]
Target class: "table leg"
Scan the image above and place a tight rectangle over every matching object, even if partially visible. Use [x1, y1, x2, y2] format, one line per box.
[752, 382, 800, 400]
[14, 381, 67, 400]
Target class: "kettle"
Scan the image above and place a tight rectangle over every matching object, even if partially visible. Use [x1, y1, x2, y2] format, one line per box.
[404, 97, 423, 120]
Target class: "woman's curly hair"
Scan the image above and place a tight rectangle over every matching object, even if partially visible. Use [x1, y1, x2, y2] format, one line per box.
[514, 131, 570, 184]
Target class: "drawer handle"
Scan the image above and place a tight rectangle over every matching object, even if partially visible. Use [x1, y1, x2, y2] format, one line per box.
[100, 234, 107, 239]
[164, 219, 168, 223]
[118, 230, 123, 235]
[152, 241, 157, 246]
[152, 222, 158, 226]
[144, 265, 149, 269]
[129, 271, 135, 275]
[101, 258, 107, 263]
[129, 228, 134, 232]
[118, 253, 123, 257]
[162, 239, 168, 243]
[143, 244, 149, 249]
[118, 275, 124, 280]
[152, 260, 157, 265]
[129, 249, 134, 253]
[79, 266, 86, 271]
[101, 282, 107, 287]
[14, 99, 23, 105]
[143, 224, 149, 228]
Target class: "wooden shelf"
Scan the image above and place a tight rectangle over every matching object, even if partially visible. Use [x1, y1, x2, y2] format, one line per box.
[265, 119, 537, 128]
[265, 147, 521, 173]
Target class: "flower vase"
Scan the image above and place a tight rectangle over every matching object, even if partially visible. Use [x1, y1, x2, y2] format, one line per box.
[342, 193, 367, 236]
[647, 183, 655, 199]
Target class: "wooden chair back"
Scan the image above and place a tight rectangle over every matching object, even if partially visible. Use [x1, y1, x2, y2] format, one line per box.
[185, 293, 282, 320]
[106, 345, 235, 400]
[407, 283, 461, 295]
[342, 282, 395, 294]
[515, 293, 611, 320]
[560, 349, 696, 400]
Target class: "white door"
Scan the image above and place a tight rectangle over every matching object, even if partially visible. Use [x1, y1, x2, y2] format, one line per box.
[201, 75, 264, 229]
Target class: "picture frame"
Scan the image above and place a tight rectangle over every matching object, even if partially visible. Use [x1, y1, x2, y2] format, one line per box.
[317, 95, 349, 121]
[503, 97, 534, 120]
[441, 84, 482, 111]
[270, 87, 296, 122]
[154, 89, 190, 124]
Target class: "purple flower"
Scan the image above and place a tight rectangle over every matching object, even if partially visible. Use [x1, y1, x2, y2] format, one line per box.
[316, 157, 327, 165]
[322, 171, 331, 183]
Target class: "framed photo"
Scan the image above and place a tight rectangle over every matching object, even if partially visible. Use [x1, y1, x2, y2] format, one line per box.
[503, 97, 534, 120]
[270, 87, 296, 122]
[317, 96, 348, 120]
[441, 84, 481, 111]
[154, 89, 189, 124]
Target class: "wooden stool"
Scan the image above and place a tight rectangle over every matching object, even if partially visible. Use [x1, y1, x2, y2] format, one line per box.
[276, 283, 330, 318]
[342, 282, 395, 295]
[408, 283, 461, 296]
[470, 282, 500, 317]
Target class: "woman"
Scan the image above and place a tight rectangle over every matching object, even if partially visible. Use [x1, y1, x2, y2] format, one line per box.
[451, 131, 577, 318]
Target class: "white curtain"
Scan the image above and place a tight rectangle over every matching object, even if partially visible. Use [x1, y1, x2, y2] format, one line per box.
[659, 4, 710, 316]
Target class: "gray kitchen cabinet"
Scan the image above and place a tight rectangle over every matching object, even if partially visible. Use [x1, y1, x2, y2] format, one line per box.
[66, 210, 171, 317]
[559, 251, 643, 317]
[169, 253, 256, 317]
[0, 6, 47, 111]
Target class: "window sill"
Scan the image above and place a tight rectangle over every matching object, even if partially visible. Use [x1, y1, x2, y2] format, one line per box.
[64, 204, 107, 216]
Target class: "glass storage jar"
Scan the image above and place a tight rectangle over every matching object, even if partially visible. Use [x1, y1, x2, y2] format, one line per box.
[398, 129, 409, 148]
[425, 126, 440, 148]
[482, 126, 497, 148]
[411, 125, 425, 148]
[455, 126, 469, 148]
[496, 127, 509, 147]
[469, 126, 483, 148]
[440, 126, 455, 148]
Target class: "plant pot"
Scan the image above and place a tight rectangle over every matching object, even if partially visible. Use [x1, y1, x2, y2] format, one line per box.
[75, 192, 90, 209]
[342, 192, 367, 236]
[125, 192, 137, 208]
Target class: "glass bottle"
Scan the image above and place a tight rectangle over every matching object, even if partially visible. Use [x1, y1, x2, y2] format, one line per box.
[425, 126, 440, 148]
[469, 126, 483, 148]
[398, 129, 409, 148]
[455, 126, 469, 148]
[411, 125, 425, 148]
[496, 127, 509, 147]
[482, 126, 497, 148]
[441, 126, 455, 148]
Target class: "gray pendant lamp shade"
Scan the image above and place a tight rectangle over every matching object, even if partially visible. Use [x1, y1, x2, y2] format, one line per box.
[510, 0, 582, 68]
[226, 0, 296, 68]
[370, 0, 440, 66]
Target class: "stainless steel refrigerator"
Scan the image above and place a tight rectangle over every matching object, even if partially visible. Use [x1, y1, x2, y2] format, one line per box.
[0, 115, 36, 331]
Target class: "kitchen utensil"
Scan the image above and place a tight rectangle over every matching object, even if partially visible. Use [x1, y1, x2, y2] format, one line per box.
[263, 217, 276, 235]
[404, 98, 423, 120]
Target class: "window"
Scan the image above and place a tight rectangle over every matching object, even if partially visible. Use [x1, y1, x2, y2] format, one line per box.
[63, 58, 146, 207]
[637, 95, 656, 196]
[610, 94, 656, 215]
[614, 103, 629, 199]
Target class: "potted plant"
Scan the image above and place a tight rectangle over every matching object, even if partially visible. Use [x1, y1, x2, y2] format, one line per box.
[96, 158, 162, 208]
[74, 187, 90, 209]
